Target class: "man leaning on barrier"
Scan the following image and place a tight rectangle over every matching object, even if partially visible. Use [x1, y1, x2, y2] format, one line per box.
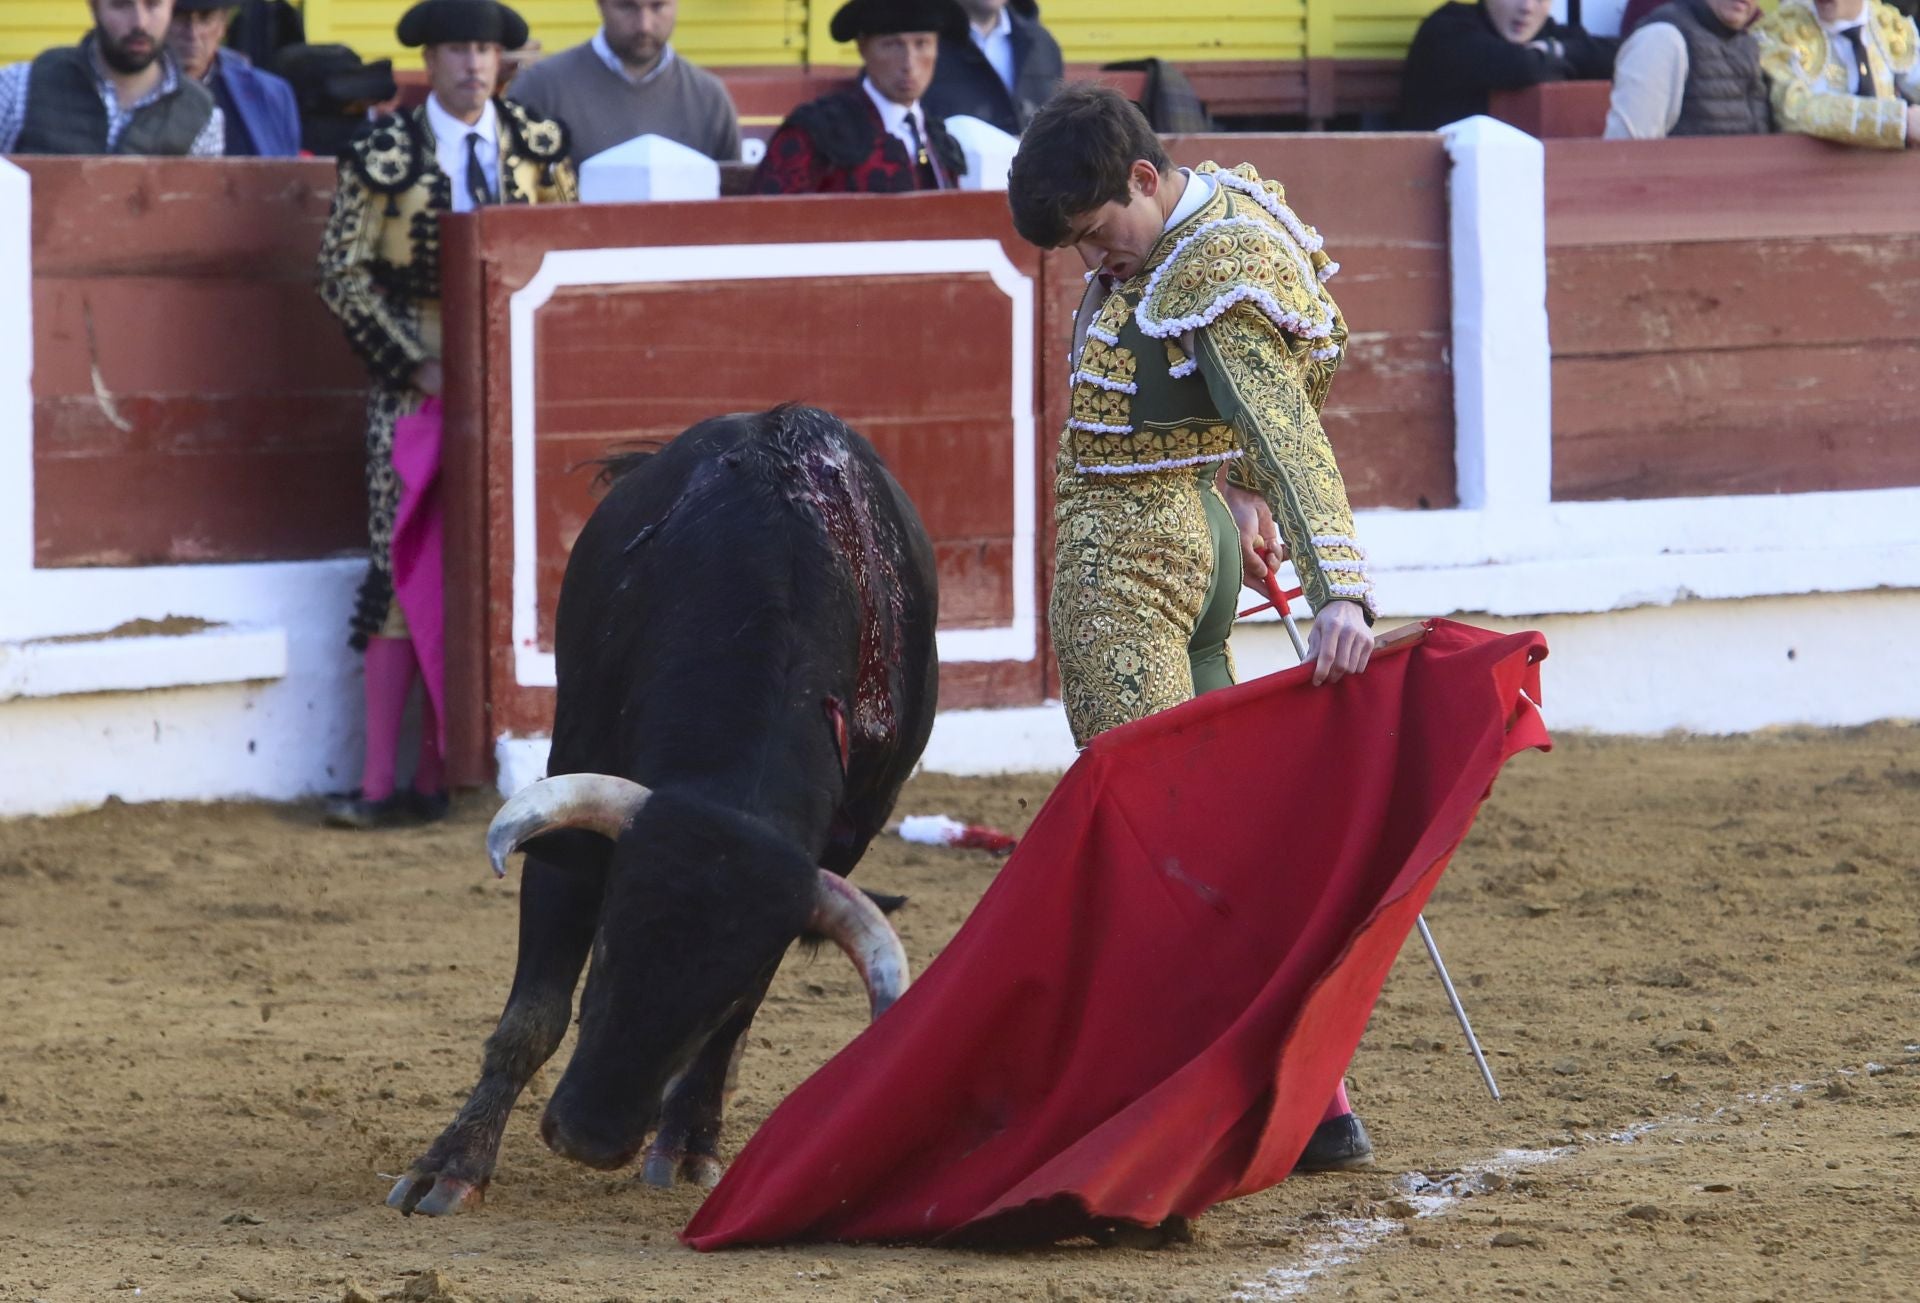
[1755, 0, 1920, 147]
[0, 0, 225, 156]
[1605, 0, 1774, 138]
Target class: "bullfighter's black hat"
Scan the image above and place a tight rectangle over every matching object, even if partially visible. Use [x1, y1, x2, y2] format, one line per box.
[829, 0, 967, 42]
[169, 0, 242, 12]
[396, 0, 530, 49]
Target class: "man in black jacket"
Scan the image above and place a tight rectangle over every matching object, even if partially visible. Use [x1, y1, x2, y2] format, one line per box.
[923, 0, 1063, 135]
[1399, 0, 1617, 129]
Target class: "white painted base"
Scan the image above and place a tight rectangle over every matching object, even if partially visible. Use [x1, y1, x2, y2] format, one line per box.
[0, 561, 368, 817]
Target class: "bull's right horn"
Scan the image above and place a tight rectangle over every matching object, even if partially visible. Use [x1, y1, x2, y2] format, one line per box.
[810, 871, 911, 1020]
[486, 773, 652, 878]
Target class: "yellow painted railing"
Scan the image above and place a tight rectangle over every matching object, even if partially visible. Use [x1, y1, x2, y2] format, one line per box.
[2, 0, 1445, 69]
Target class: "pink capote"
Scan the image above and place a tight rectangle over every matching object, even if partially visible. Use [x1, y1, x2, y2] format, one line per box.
[390, 397, 446, 750]
[682, 619, 1549, 1248]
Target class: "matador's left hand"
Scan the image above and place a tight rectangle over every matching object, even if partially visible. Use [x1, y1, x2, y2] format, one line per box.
[1308, 600, 1373, 687]
[1219, 477, 1283, 590]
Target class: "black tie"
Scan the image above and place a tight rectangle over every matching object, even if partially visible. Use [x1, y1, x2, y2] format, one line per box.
[464, 131, 495, 207]
[903, 114, 941, 191]
[1843, 26, 1884, 99]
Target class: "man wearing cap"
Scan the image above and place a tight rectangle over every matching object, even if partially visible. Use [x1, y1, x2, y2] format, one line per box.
[166, 0, 302, 155]
[751, 0, 968, 193]
[316, 0, 577, 829]
[1754, 0, 1920, 147]
[0, 0, 225, 155]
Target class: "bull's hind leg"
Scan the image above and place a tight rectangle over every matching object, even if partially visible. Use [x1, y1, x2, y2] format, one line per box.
[641, 974, 772, 1189]
[388, 851, 605, 1215]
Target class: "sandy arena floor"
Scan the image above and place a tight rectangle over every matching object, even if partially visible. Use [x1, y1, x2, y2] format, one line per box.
[2, 726, 1917, 1302]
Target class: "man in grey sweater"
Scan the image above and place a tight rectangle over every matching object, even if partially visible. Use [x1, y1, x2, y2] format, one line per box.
[509, 0, 740, 162]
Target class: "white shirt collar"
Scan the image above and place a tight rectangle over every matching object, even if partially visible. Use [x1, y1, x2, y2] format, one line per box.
[1162, 167, 1215, 233]
[592, 29, 677, 85]
[425, 92, 497, 147]
[969, 6, 1013, 46]
[861, 75, 923, 134]
[1816, 2, 1869, 34]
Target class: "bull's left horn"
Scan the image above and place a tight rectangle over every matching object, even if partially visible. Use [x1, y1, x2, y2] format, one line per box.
[811, 871, 911, 1019]
[486, 774, 652, 877]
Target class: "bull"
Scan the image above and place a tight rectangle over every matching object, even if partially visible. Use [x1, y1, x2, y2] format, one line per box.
[386, 404, 938, 1215]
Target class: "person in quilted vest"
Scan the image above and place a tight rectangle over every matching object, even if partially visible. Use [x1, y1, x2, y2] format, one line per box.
[1008, 84, 1380, 1187]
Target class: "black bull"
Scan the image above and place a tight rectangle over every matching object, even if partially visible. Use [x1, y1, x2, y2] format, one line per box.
[387, 405, 939, 1215]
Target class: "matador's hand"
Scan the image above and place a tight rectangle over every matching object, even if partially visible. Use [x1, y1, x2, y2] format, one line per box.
[1219, 478, 1284, 589]
[1308, 600, 1373, 687]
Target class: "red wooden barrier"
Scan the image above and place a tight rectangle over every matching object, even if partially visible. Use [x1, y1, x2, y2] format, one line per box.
[1489, 81, 1612, 139]
[20, 157, 367, 568]
[1545, 135, 1920, 501]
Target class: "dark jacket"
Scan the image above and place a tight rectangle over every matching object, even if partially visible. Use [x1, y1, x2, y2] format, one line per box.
[752, 84, 966, 194]
[208, 48, 302, 156]
[1398, 1, 1617, 130]
[1644, 0, 1770, 135]
[922, 0, 1064, 135]
[15, 41, 214, 155]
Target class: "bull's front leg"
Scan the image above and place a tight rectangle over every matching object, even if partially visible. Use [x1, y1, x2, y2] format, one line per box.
[387, 852, 605, 1215]
[640, 973, 771, 1189]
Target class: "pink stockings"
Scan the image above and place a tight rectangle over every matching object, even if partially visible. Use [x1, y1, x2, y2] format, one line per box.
[359, 635, 444, 801]
[1321, 1080, 1352, 1124]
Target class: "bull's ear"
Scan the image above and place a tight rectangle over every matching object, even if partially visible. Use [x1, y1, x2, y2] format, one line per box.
[486, 774, 652, 877]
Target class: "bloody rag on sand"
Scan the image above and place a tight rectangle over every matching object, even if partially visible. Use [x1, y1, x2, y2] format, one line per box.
[683, 619, 1550, 1248]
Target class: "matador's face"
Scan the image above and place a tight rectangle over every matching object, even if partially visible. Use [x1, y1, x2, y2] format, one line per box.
[1063, 161, 1175, 284]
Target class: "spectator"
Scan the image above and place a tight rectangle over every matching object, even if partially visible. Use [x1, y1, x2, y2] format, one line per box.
[1605, 0, 1772, 137]
[508, 0, 741, 162]
[1399, 0, 1617, 130]
[752, 0, 967, 193]
[922, 0, 1063, 135]
[0, 0, 225, 155]
[316, 0, 577, 829]
[1755, 0, 1920, 147]
[167, 0, 302, 155]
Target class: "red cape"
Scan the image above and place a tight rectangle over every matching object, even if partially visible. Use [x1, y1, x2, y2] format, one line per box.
[684, 619, 1549, 1248]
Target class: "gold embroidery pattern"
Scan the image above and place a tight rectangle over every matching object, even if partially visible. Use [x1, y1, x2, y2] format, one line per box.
[1756, 0, 1916, 149]
[1071, 422, 1237, 472]
[1051, 449, 1216, 746]
[1202, 302, 1371, 616]
[1070, 378, 1132, 428]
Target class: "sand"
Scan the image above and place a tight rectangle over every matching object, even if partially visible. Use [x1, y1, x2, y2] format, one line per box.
[2, 726, 1916, 1302]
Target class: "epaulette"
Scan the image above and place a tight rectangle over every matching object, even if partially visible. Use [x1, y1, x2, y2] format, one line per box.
[786, 88, 876, 169]
[499, 97, 571, 167]
[1873, 0, 1918, 69]
[1135, 160, 1342, 361]
[344, 109, 428, 196]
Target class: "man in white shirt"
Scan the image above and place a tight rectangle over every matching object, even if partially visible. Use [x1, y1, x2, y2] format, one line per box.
[1754, 0, 1920, 147]
[751, 0, 970, 192]
[315, 0, 577, 830]
[1604, 0, 1773, 138]
[923, 0, 1065, 135]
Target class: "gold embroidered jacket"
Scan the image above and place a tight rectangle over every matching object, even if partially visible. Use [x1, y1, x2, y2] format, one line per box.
[1062, 161, 1371, 616]
[1755, 0, 1920, 148]
[317, 98, 577, 390]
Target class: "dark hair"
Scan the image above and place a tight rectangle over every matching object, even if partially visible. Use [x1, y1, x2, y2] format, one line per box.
[1007, 84, 1170, 249]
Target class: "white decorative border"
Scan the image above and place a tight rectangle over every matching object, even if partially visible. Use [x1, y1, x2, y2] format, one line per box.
[507, 240, 1039, 689]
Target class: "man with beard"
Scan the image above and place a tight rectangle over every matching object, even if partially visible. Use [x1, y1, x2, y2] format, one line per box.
[1398, 0, 1616, 130]
[315, 0, 576, 829]
[1755, 0, 1919, 146]
[752, 0, 968, 193]
[1605, 0, 1773, 137]
[508, 0, 741, 163]
[165, 0, 302, 155]
[0, 0, 225, 155]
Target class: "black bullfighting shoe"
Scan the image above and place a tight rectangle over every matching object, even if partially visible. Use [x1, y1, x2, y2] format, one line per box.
[321, 790, 417, 830]
[406, 789, 451, 823]
[1295, 1112, 1375, 1172]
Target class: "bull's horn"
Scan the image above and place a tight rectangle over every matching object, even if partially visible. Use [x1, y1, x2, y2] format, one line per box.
[486, 774, 652, 878]
[811, 871, 911, 1019]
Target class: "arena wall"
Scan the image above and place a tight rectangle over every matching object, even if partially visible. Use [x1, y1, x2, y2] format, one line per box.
[2, 125, 1917, 815]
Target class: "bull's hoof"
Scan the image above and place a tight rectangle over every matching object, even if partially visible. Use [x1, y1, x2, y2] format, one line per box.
[641, 1144, 725, 1189]
[386, 1170, 484, 1217]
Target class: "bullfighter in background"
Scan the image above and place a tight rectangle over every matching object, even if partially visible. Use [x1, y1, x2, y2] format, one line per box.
[1008, 84, 1380, 1180]
[751, 0, 968, 193]
[1755, 0, 1920, 147]
[316, 0, 576, 828]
